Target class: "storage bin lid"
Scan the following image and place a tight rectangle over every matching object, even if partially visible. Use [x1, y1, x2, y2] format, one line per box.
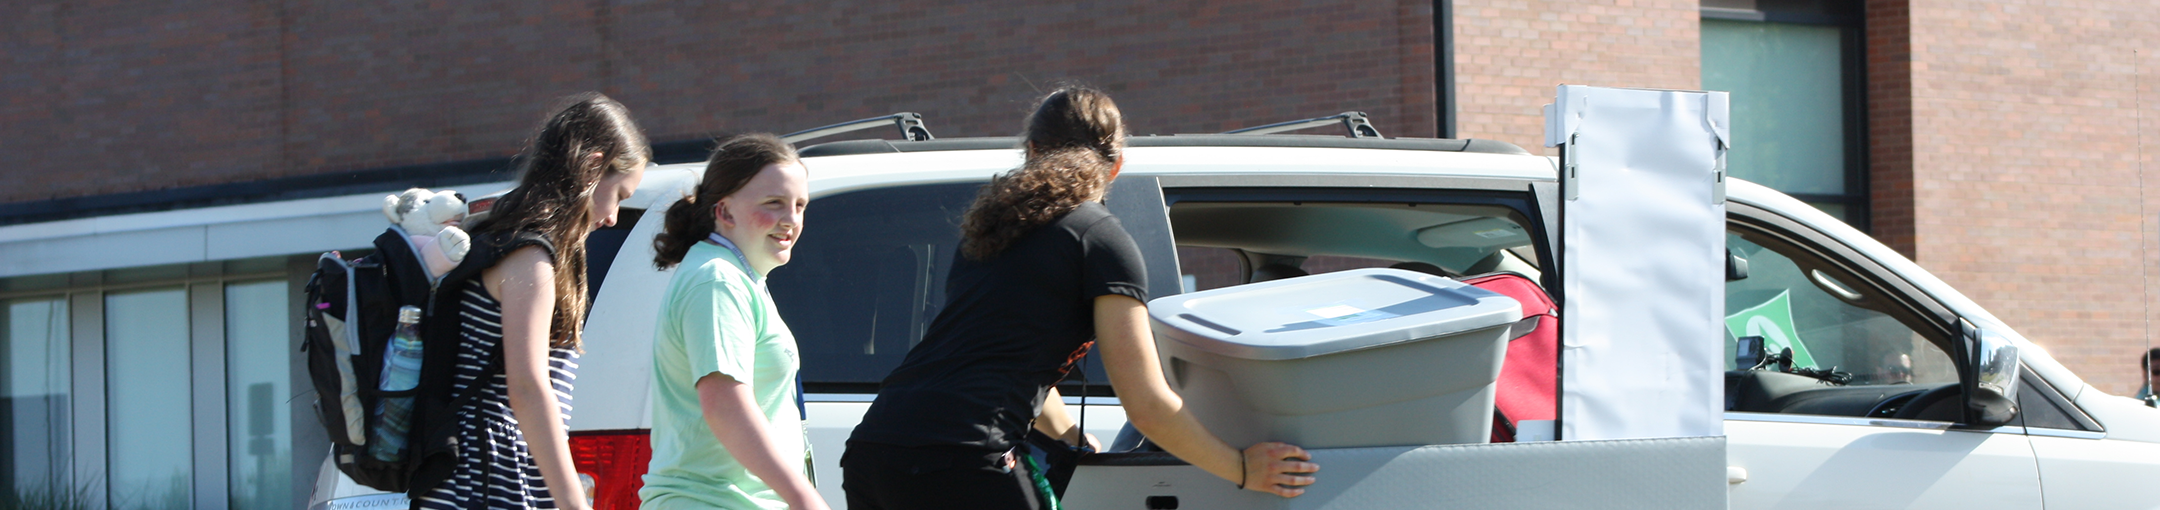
[1150, 268, 1523, 361]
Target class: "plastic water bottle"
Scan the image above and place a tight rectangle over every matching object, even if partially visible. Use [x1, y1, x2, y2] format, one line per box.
[368, 306, 425, 461]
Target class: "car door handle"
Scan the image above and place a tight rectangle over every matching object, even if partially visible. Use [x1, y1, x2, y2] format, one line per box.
[1727, 466, 1748, 485]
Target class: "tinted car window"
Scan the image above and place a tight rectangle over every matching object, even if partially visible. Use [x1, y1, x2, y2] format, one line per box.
[773, 182, 1133, 395]
[763, 183, 980, 393]
[2016, 371, 2093, 431]
[584, 208, 644, 302]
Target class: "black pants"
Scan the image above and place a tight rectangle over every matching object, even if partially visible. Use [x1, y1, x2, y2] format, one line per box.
[841, 442, 1042, 510]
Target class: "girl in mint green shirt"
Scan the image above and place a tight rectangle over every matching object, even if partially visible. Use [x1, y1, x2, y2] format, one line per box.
[642, 134, 827, 510]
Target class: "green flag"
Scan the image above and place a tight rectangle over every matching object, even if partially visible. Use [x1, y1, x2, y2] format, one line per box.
[1725, 290, 1817, 369]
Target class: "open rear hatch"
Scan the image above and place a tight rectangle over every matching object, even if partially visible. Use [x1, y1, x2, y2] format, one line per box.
[1064, 86, 1734, 510]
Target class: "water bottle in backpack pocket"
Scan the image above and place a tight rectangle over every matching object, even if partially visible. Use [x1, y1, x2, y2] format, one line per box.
[368, 305, 425, 462]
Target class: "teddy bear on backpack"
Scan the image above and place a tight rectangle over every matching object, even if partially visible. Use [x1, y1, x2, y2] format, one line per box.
[382, 188, 471, 279]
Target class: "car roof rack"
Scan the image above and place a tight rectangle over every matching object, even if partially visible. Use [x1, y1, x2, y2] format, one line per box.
[647, 113, 936, 165]
[795, 134, 1531, 159]
[781, 112, 934, 145]
[1222, 111, 1382, 138]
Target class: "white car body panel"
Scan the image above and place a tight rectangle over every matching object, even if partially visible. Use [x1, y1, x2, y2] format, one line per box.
[2077, 390, 2160, 443]
[2026, 431, 2160, 509]
[1724, 415, 2041, 508]
[805, 400, 869, 506]
[567, 174, 681, 432]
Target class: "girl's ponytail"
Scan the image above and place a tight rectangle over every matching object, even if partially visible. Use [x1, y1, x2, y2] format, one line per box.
[652, 191, 716, 269]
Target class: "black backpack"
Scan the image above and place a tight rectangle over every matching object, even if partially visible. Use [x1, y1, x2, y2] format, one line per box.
[303, 226, 546, 494]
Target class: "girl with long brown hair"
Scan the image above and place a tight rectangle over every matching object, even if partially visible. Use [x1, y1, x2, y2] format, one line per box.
[639, 134, 827, 510]
[413, 93, 649, 510]
[841, 86, 1318, 509]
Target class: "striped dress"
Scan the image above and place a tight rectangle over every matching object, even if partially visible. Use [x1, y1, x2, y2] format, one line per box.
[416, 279, 579, 510]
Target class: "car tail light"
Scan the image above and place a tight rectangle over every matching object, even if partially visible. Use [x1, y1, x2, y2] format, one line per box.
[569, 430, 652, 510]
[467, 196, 499, 216]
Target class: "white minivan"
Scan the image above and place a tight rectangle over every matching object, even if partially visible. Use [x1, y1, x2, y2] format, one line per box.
[313, 116, 2160, 510]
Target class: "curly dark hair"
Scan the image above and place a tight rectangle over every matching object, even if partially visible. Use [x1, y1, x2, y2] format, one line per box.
[467, 92, 649, 351]
[958, 86, 1125, 260]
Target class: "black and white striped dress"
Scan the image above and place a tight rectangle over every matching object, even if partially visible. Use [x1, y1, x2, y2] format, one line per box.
[416, 279, 578, 510]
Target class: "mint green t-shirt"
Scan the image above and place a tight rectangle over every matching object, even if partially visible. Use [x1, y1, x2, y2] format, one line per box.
[640, 241, 804, 510]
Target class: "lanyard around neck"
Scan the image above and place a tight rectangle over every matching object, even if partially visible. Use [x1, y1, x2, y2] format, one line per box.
[704, 232, 757, 281]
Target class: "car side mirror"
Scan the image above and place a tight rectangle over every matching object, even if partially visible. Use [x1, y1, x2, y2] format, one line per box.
[1726, 248, 1749, 282]
[1960, 319, 2021, 429]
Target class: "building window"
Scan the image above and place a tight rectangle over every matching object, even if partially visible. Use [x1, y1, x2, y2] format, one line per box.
[1701, 2, 1866, 227]
[104, 287, 194, 508]
[0, 257, 302, 508]
[224, 279, 292, 510]
[3, 297, 70, 499]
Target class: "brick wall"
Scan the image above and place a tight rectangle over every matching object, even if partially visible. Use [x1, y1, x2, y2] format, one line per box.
[2, 0, 1439, 204]
[1452, 0, 1705, 154]
[1867, 0, 1916, 258]
[4, 1, 286, 198]
[1897, 0, 2160, 396]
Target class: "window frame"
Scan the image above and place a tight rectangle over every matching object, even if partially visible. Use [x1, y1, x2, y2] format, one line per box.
[1701, 3, 1871, 230]
[1717, 202, 2081, 430]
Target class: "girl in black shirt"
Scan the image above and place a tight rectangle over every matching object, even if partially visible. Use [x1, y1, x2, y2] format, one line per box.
[841, 87, 1318, 509]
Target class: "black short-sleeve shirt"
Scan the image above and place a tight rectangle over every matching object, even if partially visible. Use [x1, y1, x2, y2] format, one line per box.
[848, 201, 1148, 452]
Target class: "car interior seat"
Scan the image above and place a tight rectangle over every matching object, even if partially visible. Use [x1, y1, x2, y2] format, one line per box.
[1389, 261, 1460, 278]
[1248, 262, 1309, 283]
[1464, 250, 1544, 283]
[1462, 251, 1509, 275]
[1460, 272, 1558, 443]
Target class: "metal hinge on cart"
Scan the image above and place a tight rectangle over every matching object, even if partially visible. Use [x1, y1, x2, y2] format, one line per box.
[1223, 111, 1382, 138]
[781, 112, 935, 145]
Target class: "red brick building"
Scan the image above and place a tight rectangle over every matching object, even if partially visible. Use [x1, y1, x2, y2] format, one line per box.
[2, 1, 2155, 507]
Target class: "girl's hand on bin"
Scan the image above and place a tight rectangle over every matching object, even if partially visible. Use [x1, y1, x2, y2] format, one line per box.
[1242, 442, 1319, 497]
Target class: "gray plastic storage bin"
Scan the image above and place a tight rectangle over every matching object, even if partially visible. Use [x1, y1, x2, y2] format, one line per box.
[1150, 268, 1522, 449]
